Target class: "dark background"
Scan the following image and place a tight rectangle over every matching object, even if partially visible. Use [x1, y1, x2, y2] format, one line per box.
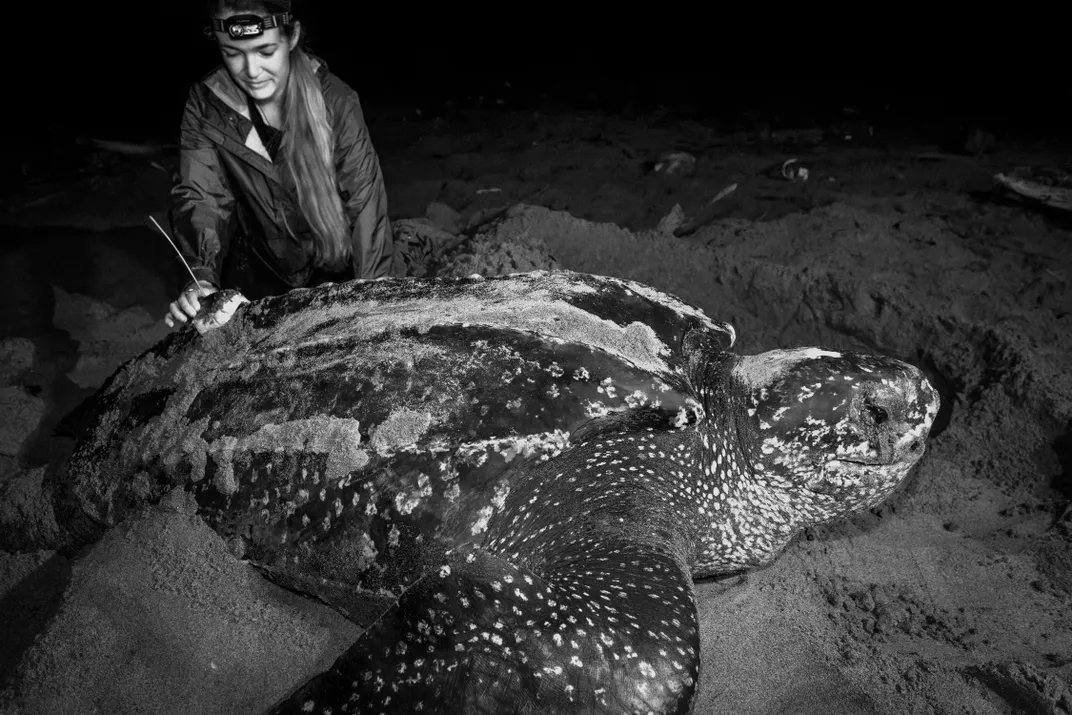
[9, 4, 1070, 144]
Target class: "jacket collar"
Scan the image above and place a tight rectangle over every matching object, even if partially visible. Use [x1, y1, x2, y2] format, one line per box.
[201, 54, 325, 161]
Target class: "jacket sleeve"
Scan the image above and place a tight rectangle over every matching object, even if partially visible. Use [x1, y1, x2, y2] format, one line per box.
[168, 88, 236, 288]
[333, 89, 394, 280]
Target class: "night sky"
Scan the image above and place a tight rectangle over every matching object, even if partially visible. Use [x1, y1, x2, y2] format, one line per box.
[11, 5, 1070, 144]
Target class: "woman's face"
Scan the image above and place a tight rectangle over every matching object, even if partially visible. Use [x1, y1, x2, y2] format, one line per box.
[214, 20, 300, 104]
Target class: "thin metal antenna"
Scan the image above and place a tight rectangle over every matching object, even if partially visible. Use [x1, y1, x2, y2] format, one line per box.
[147, 215, 208, 297]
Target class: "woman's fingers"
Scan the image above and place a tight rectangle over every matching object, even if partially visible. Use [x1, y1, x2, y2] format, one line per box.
[166, 282, 219, 329]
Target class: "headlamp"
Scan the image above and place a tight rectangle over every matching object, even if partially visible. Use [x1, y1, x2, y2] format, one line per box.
[204, 12, 291, 39]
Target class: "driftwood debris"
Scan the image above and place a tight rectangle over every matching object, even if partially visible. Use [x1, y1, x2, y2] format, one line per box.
[994, 170, 1072, 212]
[672, 183, 739, 237]
[76, 137, 179, 156]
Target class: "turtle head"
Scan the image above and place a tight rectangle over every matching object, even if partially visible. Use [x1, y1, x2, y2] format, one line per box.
[732, 347, 940, 523]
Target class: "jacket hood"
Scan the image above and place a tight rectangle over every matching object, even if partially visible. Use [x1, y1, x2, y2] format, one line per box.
[198, 54, 327, 161]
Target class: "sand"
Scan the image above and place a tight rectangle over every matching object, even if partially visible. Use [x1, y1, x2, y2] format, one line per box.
[1, 106, 1069, 714]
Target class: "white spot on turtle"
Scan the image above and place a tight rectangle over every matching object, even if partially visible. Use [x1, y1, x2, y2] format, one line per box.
[597, 377, 617, 399]
[471, 506, 495, 535]
[584, 400, 611, 419]
[673, 408, 689, 428]
[395, 491, 422, 515]
[370, 409, 433, 456]
[205, 418, 366, 487]
[445, 483, 461, 502]
[491, 483, 510, 509]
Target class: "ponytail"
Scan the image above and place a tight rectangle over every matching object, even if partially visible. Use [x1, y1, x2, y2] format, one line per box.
[280, 47, 350, 269]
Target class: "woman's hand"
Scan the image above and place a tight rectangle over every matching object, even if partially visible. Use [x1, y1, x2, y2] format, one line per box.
[165, 280, 218, 329]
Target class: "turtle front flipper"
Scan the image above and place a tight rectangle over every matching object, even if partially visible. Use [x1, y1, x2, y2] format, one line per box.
[266, 541, 699, 715]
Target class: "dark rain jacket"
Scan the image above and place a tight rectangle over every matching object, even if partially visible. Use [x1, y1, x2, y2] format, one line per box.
[169, 55, 393, 294]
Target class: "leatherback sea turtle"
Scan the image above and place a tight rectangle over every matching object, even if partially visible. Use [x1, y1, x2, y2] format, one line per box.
[56, 270, 940, 715]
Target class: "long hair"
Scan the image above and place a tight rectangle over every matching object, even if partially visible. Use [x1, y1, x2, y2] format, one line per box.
[208, 0, 350, 269]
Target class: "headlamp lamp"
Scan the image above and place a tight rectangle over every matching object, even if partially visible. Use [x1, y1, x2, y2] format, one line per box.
[204, 12, 291, 39]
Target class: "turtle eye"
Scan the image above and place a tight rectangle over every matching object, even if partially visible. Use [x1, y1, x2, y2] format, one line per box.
[865, 403, 889, 425]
